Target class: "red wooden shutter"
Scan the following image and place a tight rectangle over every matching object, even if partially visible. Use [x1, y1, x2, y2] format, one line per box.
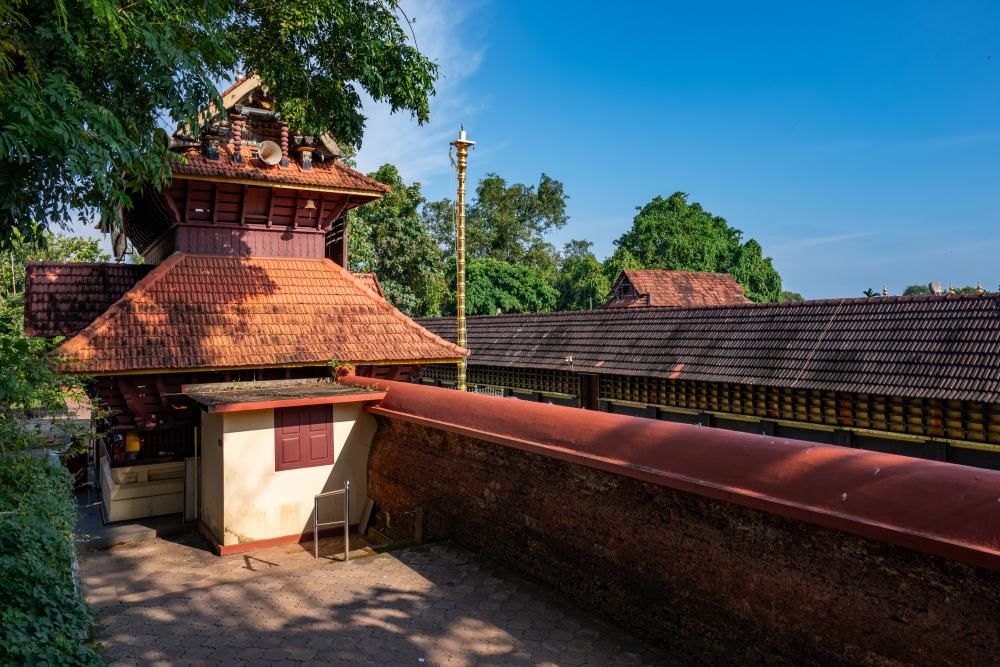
[274, 405, 334, 471]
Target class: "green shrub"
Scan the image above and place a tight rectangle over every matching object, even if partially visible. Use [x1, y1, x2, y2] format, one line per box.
[0, 454, 102, 666]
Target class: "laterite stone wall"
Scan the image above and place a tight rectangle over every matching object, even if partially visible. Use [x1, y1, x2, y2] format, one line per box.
[367, 415, 1000, 667]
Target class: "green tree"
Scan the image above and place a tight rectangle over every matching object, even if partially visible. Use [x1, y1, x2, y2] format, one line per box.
[903, 284, 931, 296]
[348, 165, 446, 317]
[862, 288, 880, 297]
[607, 192, 783, 302]
[781, 291, 805, 302]
[422, 197, 457, 255]
[443, 258, 558, 316]
[0, 0, 437, 246]
[466, 173, 569, 272]
[555, 240, 610, 311]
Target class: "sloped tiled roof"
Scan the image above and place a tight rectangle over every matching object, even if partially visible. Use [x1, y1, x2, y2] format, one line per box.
[417, 294, 1000, 402]
[602, 270, 750, 308]
[24, 262, 153, 338]
[354, 273, 385, 299]
[169, 145, 391, 193]
[56, 254, 466, 374]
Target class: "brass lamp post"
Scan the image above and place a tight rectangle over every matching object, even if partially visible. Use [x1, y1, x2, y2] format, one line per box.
[450, 125, 474, 391]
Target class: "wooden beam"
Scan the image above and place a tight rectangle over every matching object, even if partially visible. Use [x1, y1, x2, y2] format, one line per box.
[118, 376, 151, 429]
[156, 374, 170, 407]
[239, 184, 249, 225]
[315, 193, 327, 230]
[292, 189, 303, 229]
[183, 180, 191, 223]
[322, 195, 351, 230]
[211, 182, 220, 224]
[266, 188, 275, 227]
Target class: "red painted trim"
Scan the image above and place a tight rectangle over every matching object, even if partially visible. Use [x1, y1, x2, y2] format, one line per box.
[205, 393, 386, 413]
[196, 520, 359, 556]
[196, 519, 224, 556]
[347, 377, 1000, 572]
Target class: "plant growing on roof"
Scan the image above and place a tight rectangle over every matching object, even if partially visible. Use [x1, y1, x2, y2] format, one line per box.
[0, 0, 437, 247]
[329, 360, 355, 381]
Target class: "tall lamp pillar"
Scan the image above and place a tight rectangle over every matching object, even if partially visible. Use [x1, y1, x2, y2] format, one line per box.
[450, 125, 474, 391]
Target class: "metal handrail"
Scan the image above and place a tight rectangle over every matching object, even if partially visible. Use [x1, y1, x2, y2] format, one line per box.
[314, 480, 350, 560]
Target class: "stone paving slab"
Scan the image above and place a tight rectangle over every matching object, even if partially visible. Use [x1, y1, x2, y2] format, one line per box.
[83, 538, 679, 666]
[81, 531, 371, 607]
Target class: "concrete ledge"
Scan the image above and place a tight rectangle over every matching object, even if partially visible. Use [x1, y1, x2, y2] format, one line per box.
[346, 377, 1000, 572]
[77, 513, 193, 552]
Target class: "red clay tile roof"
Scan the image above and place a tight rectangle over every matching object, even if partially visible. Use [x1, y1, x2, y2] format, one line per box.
[603, 270, 750, 308]
[353, 273, 385, 299]
[169, 145, 391, 194]
[24, 262, 153, 338]
[55, 254, 466, 374]
[417, 293, 1000, 403]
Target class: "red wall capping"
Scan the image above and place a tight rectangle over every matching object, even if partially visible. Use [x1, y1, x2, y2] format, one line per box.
[343, 377, 1000, 572]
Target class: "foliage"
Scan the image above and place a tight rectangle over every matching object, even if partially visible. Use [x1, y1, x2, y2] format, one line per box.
[0, 309, 99, 664]
[954, 285, 979, 294]
[862, 288, 880, 297]
[555, 240, 610, 311]
[0, 0, 436, 246]
[422, 198, 457, 256]
[443, 258, 558, 316]
[607, 192, 782, 302]
[466, 173, 569, 272]
[902, 284, 931, 296]
[781, 291, 804, 302]
[0, 456, 101, 666]
[348, 165, 446, 317]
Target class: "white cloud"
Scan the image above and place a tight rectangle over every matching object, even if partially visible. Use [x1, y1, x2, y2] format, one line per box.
[354, 0, 488, 193]
[772, 230, 878, 252]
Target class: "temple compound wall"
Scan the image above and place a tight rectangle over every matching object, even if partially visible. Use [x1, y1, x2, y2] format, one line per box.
[351, 378, 1000, 667]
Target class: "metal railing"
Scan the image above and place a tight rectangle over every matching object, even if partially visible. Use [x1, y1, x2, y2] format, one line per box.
[314, 480, 350, 560]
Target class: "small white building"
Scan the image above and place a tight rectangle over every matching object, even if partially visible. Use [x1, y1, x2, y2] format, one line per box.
[184, 379, 384, 552]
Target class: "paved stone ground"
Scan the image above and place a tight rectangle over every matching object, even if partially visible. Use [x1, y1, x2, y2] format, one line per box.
[82, 536, 678, 666]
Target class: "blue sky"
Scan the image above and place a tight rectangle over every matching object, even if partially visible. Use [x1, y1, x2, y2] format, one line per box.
[354, 0, 1000, 299]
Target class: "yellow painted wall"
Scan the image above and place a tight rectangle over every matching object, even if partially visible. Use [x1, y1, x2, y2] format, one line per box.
[216, 403, 375, 545]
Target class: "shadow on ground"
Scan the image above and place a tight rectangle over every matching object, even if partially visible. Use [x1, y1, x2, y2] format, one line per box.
[87, 539, 679, 666]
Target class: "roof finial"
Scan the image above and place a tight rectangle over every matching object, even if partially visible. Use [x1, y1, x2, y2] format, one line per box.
[977, 280, 983, 293]
[461, 123, 464, 132]
[237, 67, 244, 79]
[949, 282, 955, 294]
[882, 284, 888, 297]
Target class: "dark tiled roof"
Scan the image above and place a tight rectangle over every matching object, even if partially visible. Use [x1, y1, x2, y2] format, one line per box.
[169, 145, 390, 193]
[602, 270, 750, 308]
[417, 294, 1000, 402]
[24, 262, 153, 338]
[56, 254, 466, 374]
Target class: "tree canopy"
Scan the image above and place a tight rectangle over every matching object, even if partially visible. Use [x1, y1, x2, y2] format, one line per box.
[0, 0, 436, 246]
[466, 173, 568, 273]
[348, 164, 446, 318]
[606, 192, 782, 302]
[443, 258, 558, 317]
[554, 240, 609, 311]
[903, 284, 931, 296]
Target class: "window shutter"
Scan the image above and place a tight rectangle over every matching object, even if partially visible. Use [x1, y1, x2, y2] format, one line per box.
[275, 405, 334, 471]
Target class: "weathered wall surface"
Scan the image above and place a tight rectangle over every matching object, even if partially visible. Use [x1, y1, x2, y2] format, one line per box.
[367, 416, 1000, 667]
[201, 404, 375, 545]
